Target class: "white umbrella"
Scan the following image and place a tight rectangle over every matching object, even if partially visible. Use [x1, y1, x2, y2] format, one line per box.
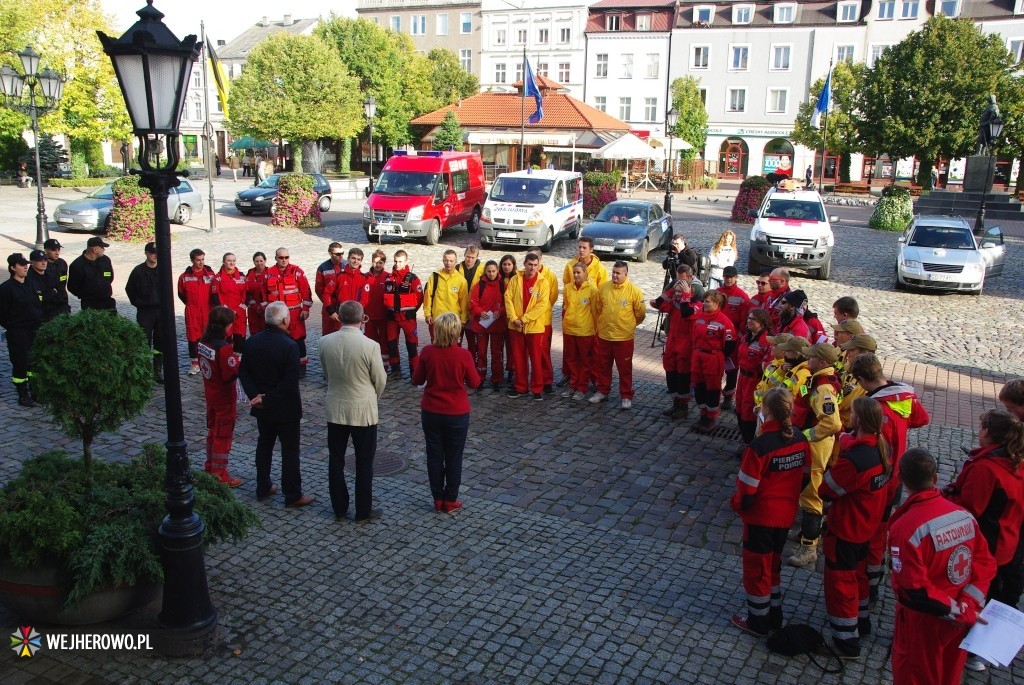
[595, 134, 664, 192]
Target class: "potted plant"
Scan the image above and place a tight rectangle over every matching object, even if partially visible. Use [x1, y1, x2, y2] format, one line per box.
[0, 310, 259, 625]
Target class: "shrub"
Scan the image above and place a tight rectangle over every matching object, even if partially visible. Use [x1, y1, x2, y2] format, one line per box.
[104, 175, 155, 243]
[70, 152, 88, 179]
[869, 185, 913, 232]
[272, 173, 321, 228]
[701, 175, 718, 190]
[89, 165, 124, 178]
[50, 177, 116, 188]
[730, 175, 771, 223]
[583, 170, 620, 217]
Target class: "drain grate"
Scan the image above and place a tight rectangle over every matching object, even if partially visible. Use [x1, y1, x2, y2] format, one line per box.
[345, 451, 408, 477]
[686, 423, 743, 441]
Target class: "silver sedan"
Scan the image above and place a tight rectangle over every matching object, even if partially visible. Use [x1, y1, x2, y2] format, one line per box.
[54, 179, 203, 232]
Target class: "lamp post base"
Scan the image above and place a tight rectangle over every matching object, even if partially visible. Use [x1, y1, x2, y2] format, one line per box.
[663, 190, 672, 215]
[152, 613, 220, 657]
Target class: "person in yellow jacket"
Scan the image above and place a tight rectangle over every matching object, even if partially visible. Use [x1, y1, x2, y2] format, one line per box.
[457, 246, 484, 365]
[590, 261, 646, 409]
[558, 236, 609, 387]
[503, 253, 553, 399]
[787, 342, 843, 569]
[561, 262, 598, 400]
[523, 249, 559, 394]
[423, 249, 469, 342]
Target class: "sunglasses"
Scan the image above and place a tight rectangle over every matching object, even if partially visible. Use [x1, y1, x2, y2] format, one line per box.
[756, 280, 769, 285]
[330, 252, 343, 256]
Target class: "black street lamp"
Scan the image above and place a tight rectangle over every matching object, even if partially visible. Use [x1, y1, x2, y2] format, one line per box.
[0, 47, 65, 250]
[975, 113, 1005, 236]
[364, 95, 377, 194]
[97, 0, 216, 656]
[663, 107, 679, 214]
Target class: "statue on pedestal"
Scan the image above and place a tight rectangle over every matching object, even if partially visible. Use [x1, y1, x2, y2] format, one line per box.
[976, 94, 1001, 155]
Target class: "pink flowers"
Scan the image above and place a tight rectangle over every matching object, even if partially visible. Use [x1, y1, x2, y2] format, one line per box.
[271, 175, 322, 229]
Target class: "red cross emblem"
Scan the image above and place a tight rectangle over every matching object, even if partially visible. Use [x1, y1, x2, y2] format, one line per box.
[947, 545, 972, 585]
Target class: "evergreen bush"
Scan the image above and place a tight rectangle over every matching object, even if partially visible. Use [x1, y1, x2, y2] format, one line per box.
[869, 185, 913, 232]
[20, 135, 67, 183]
[105, 175, 155, 243]
[730, 175, 771, 223]
[272, 173, 321, 228]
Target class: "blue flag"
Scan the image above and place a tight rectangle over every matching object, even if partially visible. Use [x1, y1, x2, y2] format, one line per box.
[524, 57, 543, 124]
[811, 69, 832, 129]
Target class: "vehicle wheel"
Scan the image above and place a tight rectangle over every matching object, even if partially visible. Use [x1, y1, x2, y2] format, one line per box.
[894, 268, 906, 291]
[747, 257, 760, 275]
[571, 218, 582, 239]
[635, 239, 650, 263]
[174, 204, 192, 225]
[269, 202, 277, 216]
[816, 257, 831, 280]
[541, 227, 554, 253]
[240, 209, 253, 216]
[466, 208, 480, 233]
[318, 195, 332, 212]
[425, 219, 441, 245]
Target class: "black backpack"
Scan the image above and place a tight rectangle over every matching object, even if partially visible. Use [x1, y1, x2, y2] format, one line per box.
[766, 624, 844, 674]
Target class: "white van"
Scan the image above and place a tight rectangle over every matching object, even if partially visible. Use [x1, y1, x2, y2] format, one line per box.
[747, 180, 838, 280]
[478, 170, 583, 253]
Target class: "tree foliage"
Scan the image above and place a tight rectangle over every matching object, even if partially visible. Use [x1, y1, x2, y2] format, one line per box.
[669, 77, 708, 159]
[791, 61, 865, 182]
[20, 134, 67, 182]
[426, 49, 480, 106]
[432, 111, 465, 151]
[226, 33, 363, 153]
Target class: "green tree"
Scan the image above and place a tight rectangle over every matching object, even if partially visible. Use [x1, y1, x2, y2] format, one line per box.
[855, 16, 1014, 188]
[0, 108, 29, 173]
[433, 111, 465, 151]
[226, 33, 363, 171]
[20, 134, 67, 182]
[669, 77, 708, 160]
[993, 72, 1024, 192]
[791, 61, 865, 184]
[426, 49, 480, 106]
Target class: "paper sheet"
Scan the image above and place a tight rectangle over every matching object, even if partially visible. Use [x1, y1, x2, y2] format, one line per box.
[477, 313, 496, 329]
[960, 600, 1024, 667]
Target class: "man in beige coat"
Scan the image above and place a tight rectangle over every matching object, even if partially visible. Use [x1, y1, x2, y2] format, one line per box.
[320, 301, 387, 522]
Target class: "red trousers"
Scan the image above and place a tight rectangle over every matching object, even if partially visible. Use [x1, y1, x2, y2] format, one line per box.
[465, 329, 478, 367]
[322, 312, 341, 336]
[475, 330, 505, 383]
[204, 402, 237, 477]
[509, 330, 545, 394]
[892, 604, 969, 685]
[741, 524, 787, 633]
[541, 324, 554, 386]
[596, 338, 635, 400]
[736, 370, 759, 422]
[563, 333, 595, 393]
[691, 349, 725, 388]
[386, 318, 419, 373]
[823, 533, 869, 652]
[365, 318, 388, 357]
[662, 345, 692, 375]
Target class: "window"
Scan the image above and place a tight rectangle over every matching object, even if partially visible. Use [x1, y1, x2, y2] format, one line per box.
[594, 96, 606, 113]
[390, 16, 400, 32]
[774, 4, 795, 23]
[495, 63, 506, 83]
[515, 63, 523, 82]
[694, 6, 714, 25]
[644, 97, 657, 122]
[771, 45, 791, 71]
[733, 4, 752, 24]
[560, 28, 571, 43]
[537, 62, 548, 77]
[596, 54, 608, 78]
[193, 100, 202, 121]
[622, 53, 633, 78]
[411, 15, 426, 35]
[646, 53, 659, 78]
[1010, 39, 1024, 64]
[727, 88, 746, 112]
[838, 2, 859, 22]
[938, 0, 959, 16]
[692, 45, 710, 69]
[558, 62, 570, 82]
[496, 29, 506, 45]
[699, 88, 707, 105]
[516, 29, 527, 45]
[460, 12, 471, 33]
[436, 14, 448, 35]
[452, 168, 470, 193]
[836, 45, 855, 63]
[606, 14, 621, 31]
[636, 14, 651, 31]
[869, 44, 888, 68]
[730, 45, 749, 71]
[901, 1, 918, 19]
[538, 28, 549, 44]
[459, 49, 471, 72]
[192, 69, 201, 88]
[877, 1, 894, 19]
[618, 97, 632, 120]
[767, 88, 788, 114]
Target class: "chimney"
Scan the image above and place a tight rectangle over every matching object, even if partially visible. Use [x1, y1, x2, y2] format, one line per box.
[283, 14, 292, 26]
[260, 16, 268, 27]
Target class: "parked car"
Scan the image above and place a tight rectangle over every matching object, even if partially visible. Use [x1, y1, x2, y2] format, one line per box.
[580, 200, 672, 262]
[747, 182, 837, 280]
[53, 179, 203, 231]
[235, 173, 332, 215]
[478, 169, 583, 252]
[895, 215, 1005, 295]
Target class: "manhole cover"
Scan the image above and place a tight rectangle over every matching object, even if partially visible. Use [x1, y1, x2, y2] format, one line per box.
[345, 451, 408, 477]
[686, 423, 743, 441]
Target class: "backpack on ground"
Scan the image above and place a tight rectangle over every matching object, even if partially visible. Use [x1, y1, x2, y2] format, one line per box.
[765, 624, 844, 674]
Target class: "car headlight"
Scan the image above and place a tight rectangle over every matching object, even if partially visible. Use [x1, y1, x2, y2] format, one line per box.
[754, 230, 768, 243]
[616, 238, 639, 246]
[255, 195, 269, 202]
[362, 204, 372, 220]
[901, 259, 921, 270]
[524, 211, 544, 226]
[482, 207, 492, 222]
[962, 263, 983, 275]
[407, 205, 424, 221]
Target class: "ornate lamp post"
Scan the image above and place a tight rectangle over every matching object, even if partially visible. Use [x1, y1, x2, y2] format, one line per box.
[663, 107, 679, 214]
[975, 112, 1004, 236]
[364, 95, 377, 193]
[0, 47, 65, 250]
[98, 0, 216, 655]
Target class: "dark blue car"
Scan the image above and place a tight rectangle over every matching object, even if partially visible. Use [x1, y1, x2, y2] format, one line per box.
[234, 173, 332, 215]
[580, 200, 672, 262]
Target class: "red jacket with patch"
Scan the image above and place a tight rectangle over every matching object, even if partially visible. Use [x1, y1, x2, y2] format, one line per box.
[384, 266, 423, 321]
[820, 433, 892, 543]
[469, 276, 507, 334]
[198, 337, 238, 405]
[314, 259, 343, 311]
[691, 308, 736, 354]
[732, 420, 810, 527]
[737, 329, 771, 375]
[331, 265, 369, 314]
[946, 444, 1024, 566]
[364, 268, 389, 320]
[716, 282, 750, 330]
[177, 265, 216, 342]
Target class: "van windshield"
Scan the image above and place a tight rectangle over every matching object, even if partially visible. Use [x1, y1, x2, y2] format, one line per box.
[373, 171, 439, 196]
[761, 199, 825, 222]
[490, 177, 555, 204]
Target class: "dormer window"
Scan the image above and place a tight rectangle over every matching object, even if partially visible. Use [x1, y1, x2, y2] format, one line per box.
[733, 4, 753, 24]
[636, 13, 651, 31]
[937, 0, 959, 16]
[774, 3, 795, 23]
[606, 14, 621, 31]
[838, 2, 859, 22]
[694, 5, 715, 27]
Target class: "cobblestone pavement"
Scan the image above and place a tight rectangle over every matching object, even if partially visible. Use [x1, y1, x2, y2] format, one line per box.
[0, 180, 1020, 683]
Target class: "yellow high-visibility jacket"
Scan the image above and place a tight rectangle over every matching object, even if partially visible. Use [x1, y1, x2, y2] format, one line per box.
[594, 278, 646, 341]
[423, 269, 469, 323]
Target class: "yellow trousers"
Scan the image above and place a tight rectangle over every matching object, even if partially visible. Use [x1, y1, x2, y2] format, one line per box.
[799, 436, 835, 516]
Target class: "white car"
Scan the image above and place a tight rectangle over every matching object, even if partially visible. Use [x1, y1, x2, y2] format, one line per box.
[747, 183, 837, 280]
[895, 215, 1005, 295]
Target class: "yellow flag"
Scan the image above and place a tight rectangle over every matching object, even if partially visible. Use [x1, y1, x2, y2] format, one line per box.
[207, 42, 230, 119]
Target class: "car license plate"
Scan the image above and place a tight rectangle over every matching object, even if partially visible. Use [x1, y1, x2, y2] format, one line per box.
[778, 245, 800, 255]
[56, 217, 72, 224]
[375, 223, 401, 235]
[239, 201, 251, 207]
[594, 245, 613, 252]
[927, 272, 958, 282]
[496, 231, 516, 239]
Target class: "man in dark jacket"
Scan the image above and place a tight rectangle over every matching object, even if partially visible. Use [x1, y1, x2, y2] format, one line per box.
[0, 253, 43, 407]
[42, 238, 70, 318]
[68, 236, 115, 311]
[26, 250, 65, 322]
[125, 242, 163, 384]
[662, 234, 699, 283]
[238, 301, 315, 508]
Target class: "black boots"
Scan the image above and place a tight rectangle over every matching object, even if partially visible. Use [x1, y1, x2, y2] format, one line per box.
[16, 383, 41, 408]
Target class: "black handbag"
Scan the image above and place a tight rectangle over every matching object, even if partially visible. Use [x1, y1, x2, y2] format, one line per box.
[766, 624, 844, 674]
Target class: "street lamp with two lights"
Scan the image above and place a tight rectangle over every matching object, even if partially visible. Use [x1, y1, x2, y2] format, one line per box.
[364, 95, 377, 195]
[663, 108, 679, 215]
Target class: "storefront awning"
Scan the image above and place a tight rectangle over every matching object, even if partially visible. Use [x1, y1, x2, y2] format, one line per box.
[543, 145, 597, 153]
[467, 131, 573, 146]
[649, 136, 693, 151]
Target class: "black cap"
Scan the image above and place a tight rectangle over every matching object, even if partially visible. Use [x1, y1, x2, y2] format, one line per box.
[87, 236, 110, 248]
[144, 242, 157, 254]
[29, 249, 46, 262]
[783, 289, 807, 308]
[43, 238, 62, 250]
[723, 266, 738, 278]
[7, 253, 29, 267]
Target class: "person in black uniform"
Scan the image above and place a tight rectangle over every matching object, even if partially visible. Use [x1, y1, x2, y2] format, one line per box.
[0, 253, 43, 407]
[68, 236, 115, 311]
[26, 250, 65, 322]
[42, 239, 70, 317]
[125, 242, 163, 384]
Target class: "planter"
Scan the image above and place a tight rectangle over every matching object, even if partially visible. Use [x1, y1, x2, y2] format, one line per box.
[0, 562, 160, 626]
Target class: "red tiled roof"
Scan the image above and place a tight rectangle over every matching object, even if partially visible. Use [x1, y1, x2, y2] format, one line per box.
[510, 74, 569, 93]
[411, 91, 630, 131]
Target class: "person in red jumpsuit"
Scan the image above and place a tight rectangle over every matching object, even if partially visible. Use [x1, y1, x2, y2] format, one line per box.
[198, 305, 242, 487]
[818, 397, 892, 659]
[469, 260, 507, 390]
[384, 249, 423, 379]
[765, 268, 791, 333]
[690, 290, 736, 433]
[888, 448, 996, 685]
[716, 266, 750, 411]
[736, 308, 773, 447]
[315, 242, 345, 336]
[333, 248, 370, 321]
[749, 273, 772, 311]
[177, 248, 215, 375]
[213, 252, 248, 351]
[730, 388, 810, 637]
[245, 252, 268, 335]
[264, 247, 313, 373]
[652, 277, 700, 418]
[777, 290, 810, 340]
[364, 249, 390, 372]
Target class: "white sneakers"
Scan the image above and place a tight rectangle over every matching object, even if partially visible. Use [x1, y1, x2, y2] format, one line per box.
[620, 399, 632, 409]
[188, 362, 200, 376]
[588, 392, 608, 404]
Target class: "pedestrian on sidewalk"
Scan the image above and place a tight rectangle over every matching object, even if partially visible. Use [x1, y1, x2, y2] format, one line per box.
[228, 153, 240, 181]
[124, 242, 163, 384]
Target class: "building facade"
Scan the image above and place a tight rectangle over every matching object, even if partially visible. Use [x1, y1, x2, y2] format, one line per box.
[356, 0, 483, 75]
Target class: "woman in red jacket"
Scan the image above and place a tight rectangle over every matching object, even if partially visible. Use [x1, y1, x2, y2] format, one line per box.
[213, 252, 248, 351]
[198, 306, 242, 488]
[651, 277, 699, 418]
[412, 312, 481, 513]
[736, 308, 773, 448]
[731, 387, 809, 636]
[499, 254, 517, 385]
[364, 249, 391, 372]
[691, 290, 737, 432]
[469, 260, 506, 392]
[245, 251, 268, 335]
